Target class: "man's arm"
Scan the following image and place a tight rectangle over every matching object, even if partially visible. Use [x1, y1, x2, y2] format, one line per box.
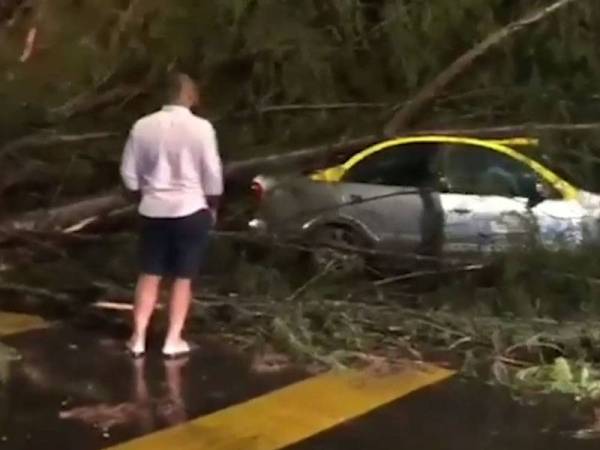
[120, 126, 141, 201]
[199, 123, 224, 219]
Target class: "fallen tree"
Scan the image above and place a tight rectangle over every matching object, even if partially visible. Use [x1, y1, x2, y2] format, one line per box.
[0, 0, 589, 237]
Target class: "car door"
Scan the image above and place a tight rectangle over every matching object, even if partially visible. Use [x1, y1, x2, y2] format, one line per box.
[439, 143, 584, 257]
[335, 143, 445, 258]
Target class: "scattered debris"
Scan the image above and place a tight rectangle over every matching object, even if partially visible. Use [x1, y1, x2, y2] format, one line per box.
[251, 351, 292, 374]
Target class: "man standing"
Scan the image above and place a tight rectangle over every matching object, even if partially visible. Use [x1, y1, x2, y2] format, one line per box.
[120, 72, 223, 357]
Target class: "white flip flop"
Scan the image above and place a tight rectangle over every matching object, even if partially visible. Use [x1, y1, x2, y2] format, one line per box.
[126, 341, 145, 358]
[162, 340, 192, 358]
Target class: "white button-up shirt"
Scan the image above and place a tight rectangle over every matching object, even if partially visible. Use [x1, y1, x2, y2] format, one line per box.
[120, 105, 223, 218]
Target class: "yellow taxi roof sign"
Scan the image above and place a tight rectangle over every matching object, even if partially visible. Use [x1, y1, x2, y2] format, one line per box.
[486, 137, 539, 147]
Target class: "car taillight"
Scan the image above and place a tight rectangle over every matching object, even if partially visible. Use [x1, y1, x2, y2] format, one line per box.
[251, 180, 264, 202]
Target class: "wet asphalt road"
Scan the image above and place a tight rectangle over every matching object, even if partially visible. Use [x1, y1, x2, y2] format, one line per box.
[289, 378, 600, 450]
[0, 324, 306, 450]
[0, 316, 599, 450]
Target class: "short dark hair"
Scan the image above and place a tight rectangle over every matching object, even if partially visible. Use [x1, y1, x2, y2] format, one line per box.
[164, 71, 195, 103]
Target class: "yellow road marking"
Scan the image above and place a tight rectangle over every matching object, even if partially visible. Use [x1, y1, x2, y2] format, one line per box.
[106, 363, 453, 450]
[0, 311, 47, 337]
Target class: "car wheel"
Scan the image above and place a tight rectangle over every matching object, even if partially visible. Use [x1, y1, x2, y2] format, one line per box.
[307, 225, 369, 275]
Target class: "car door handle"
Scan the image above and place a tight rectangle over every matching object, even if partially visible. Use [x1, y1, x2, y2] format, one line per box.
[451, 208, 471, 215]
[349, 194, 363, 204]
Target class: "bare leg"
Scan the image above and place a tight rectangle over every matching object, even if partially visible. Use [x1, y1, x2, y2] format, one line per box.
[163, 278, 192, 353]
[128, 274, 161, 353]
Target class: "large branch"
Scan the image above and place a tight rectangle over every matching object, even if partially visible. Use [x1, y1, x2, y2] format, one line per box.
[227, 121, 600, 180]
[384, 0, 581, 136]
[226, 121, 600, 179]
[414, 122, 600, 137]
[0, 190, 128, 235]
[224, 135, 380, 179]
[0, 131, 119, 159]
[0, 135, 378, 236]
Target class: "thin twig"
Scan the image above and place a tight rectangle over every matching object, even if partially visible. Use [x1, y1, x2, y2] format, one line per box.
[505, 340, 564, 357]
[256, 102, 387, 113]
[375, 265, 484, 287]
[285, 261, 335, 302]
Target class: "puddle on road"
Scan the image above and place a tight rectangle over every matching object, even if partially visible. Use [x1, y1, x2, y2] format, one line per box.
[0, 325, 306, 450]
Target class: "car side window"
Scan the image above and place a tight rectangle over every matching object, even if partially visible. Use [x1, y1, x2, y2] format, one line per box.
[442, 144, 558, 199]
[343, 143, 440, 187]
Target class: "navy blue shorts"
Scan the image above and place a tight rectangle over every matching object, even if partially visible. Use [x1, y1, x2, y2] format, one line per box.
[138, 209, 212, 279]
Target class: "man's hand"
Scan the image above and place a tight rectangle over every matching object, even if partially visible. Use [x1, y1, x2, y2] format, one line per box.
[206, 195, 220, 226]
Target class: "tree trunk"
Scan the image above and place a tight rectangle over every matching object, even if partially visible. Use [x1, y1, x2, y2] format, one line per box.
[0, 190, 127, 236]
[384, 0, 581, 136]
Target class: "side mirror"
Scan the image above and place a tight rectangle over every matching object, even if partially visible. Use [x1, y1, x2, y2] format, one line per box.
[527, 182, 548, 208]
[437, 176, 451, 193]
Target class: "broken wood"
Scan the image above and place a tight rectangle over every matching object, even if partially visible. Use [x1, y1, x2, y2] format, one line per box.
[93, 301, 151, 311]
[384, 0, 581, 135]
[0, 134, 324, 233]
[19, 26, 37, 62]
[0, 131, 119, 159]
[0, 189, 127, 236]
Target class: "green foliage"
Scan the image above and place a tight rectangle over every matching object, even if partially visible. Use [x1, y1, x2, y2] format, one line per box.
[493, 242, 600, 317]
[3, 1, 600, 145]
[516, 358, 600, 400]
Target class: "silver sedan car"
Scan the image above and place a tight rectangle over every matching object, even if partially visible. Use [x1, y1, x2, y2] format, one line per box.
[248, 135, 600, 268]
